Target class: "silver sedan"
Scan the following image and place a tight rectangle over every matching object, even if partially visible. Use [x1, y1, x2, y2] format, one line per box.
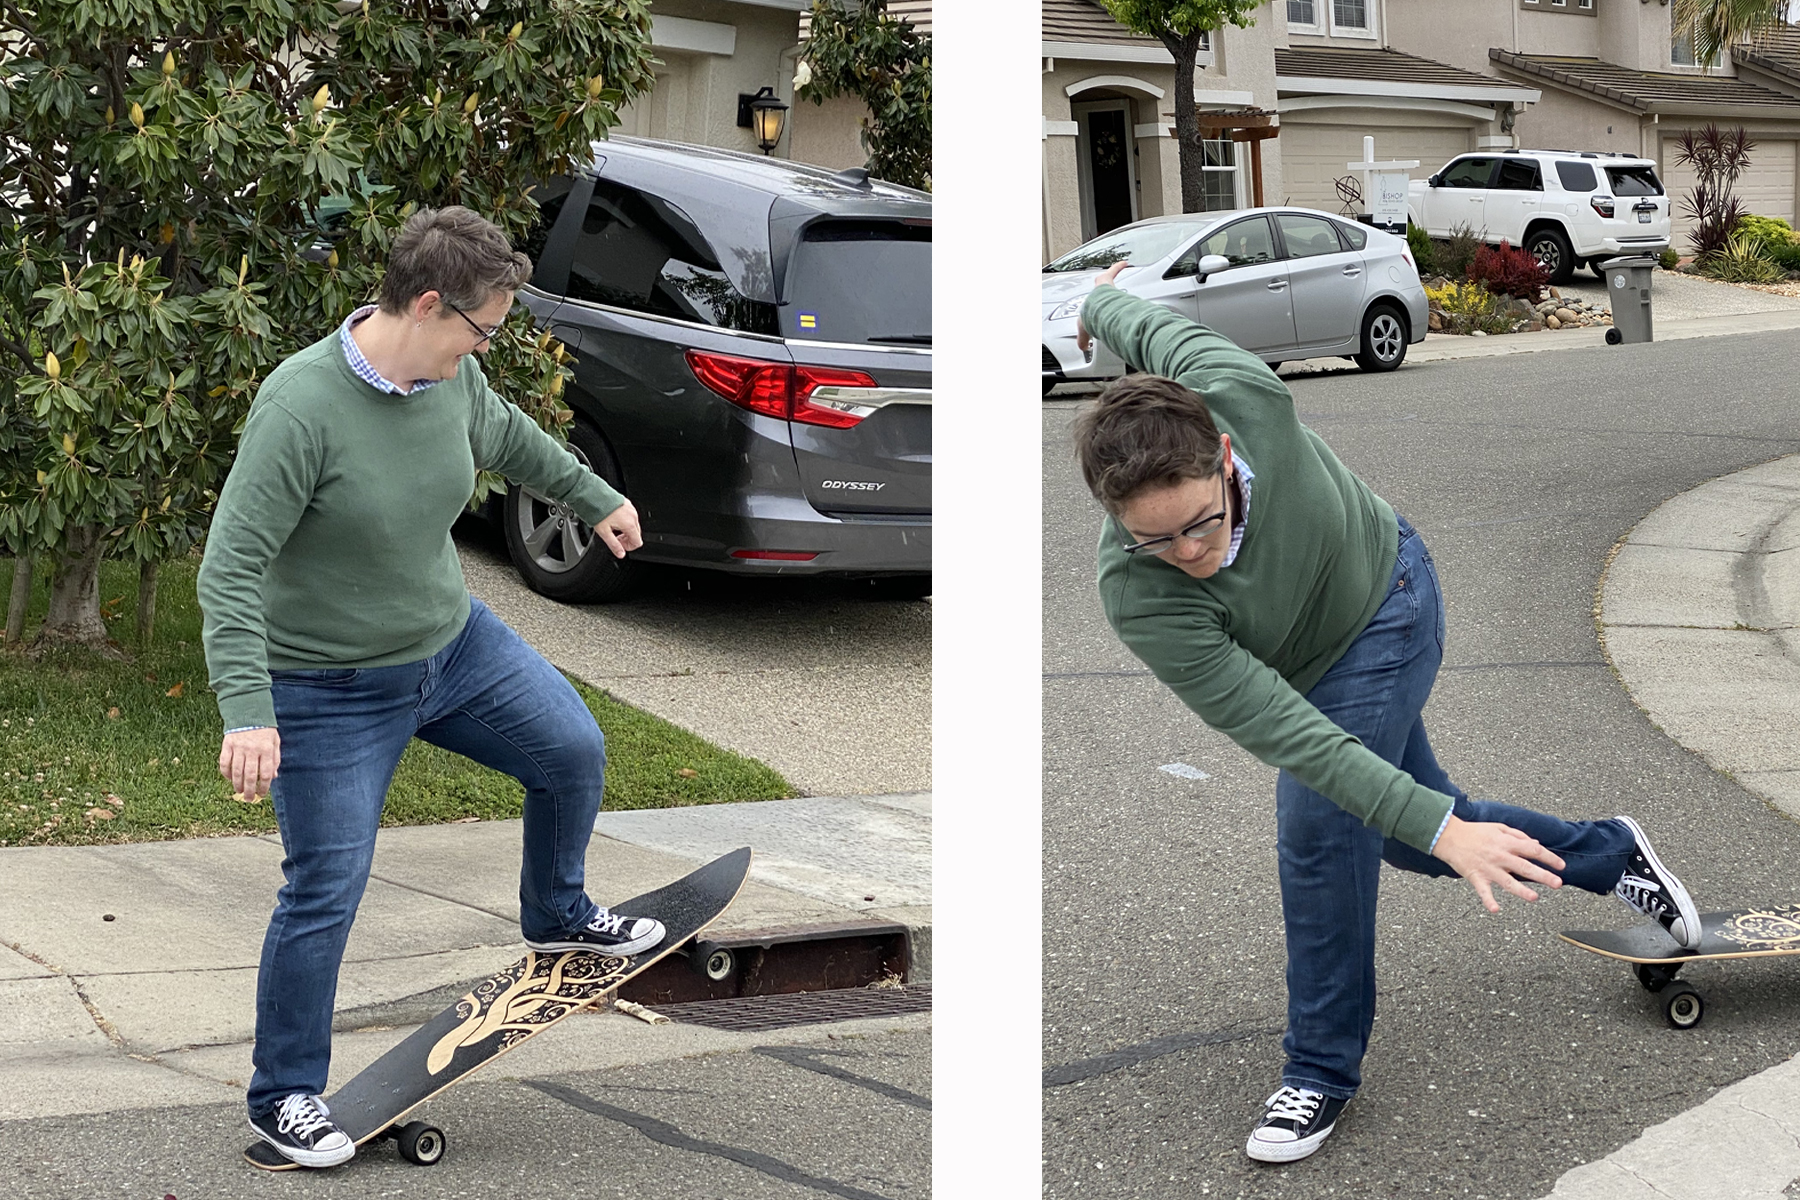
[1043, 207, 1428, 393]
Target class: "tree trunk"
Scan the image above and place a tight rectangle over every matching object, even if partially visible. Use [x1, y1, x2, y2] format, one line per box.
[137, 558, 159, 649]
[33, 525, 126, 658]
[4, 553, 31, 644]
[1159, 30, 1209, 214]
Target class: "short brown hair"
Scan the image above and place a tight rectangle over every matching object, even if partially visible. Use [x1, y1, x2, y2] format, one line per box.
[1072, 374, 1225, 513]
[378, 206, 533, 315]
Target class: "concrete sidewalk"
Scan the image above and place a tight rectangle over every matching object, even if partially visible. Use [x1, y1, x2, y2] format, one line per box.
[0, 791, 930, 1124]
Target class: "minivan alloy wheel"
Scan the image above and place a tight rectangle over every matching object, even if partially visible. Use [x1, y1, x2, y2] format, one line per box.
[515, 444, 595, 575]
[502, 418, 642, 603]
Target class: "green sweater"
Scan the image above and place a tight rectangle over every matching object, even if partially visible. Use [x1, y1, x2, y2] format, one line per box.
[1085, 284, 1452, 852]
[198, 334, 625, 732]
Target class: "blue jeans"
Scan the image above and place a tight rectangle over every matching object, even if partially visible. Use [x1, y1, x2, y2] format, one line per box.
[1275, 516, 1634, 1100]
[246, 597, 605, 1117]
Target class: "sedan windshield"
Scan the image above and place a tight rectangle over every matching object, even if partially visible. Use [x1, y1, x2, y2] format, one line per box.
[1045, 222, 1215, 273]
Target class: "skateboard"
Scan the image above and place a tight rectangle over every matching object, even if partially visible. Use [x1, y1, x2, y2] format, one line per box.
[1561, 904, 1800, 1030]
[244, 847, 751, 1170]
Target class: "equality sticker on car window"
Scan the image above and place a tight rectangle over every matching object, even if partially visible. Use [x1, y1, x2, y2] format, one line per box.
[798, 312, 819, 330]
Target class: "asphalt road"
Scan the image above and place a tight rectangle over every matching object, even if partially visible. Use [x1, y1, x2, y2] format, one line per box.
[0, 1022, 928, 1200]
[1042, 332, 1800, 1199]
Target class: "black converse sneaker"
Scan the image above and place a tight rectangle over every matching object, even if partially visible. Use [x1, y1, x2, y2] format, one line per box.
[248, 1093, 354, 1168]
[1613, 814, 1702, 949]
[1245, 1085, 1348, 1163]
[525, 907, 667, 956]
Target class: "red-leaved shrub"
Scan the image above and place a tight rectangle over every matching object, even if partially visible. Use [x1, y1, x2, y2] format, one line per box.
[1467, 240, 1549, 300]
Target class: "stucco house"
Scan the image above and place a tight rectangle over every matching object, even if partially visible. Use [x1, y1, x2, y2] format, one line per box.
[618, 0, 930, 172]
[1043, 0, 1800, 260]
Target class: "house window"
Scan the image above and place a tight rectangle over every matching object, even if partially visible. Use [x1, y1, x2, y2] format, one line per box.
[1288, 0, 1316, 24]
[1671, 29, 1719, 66]
[1201, 138, 1238, 211]
[1577, 0, 1592, 7]
[1333, 0, 1369, 28]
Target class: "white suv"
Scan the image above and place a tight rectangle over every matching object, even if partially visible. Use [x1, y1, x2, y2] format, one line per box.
[1408, 151, 1671, 283]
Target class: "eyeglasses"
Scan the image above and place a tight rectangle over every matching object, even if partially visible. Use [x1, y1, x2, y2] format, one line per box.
[1119, 463, 1231, 556]
[445, 299, 507, 344]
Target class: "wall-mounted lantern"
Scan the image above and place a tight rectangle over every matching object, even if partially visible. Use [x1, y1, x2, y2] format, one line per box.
[737, 86, 789, 154]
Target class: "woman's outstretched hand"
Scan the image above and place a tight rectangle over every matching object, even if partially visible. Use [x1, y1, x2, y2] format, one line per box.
[1431, 815, 1566, 914]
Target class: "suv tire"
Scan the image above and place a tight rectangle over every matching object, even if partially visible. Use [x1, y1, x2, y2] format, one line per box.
[1354, 304, 1408, 373]
[1525, 225, 1575, 285]
[503, 417, 644, 603]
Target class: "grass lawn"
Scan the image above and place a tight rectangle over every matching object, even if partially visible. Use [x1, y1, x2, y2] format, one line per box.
[0, 554, 794, 847]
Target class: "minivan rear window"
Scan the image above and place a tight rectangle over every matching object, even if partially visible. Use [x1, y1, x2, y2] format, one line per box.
[1606, 166, 1664, 196]
[1555, 161, 1598, 192]
[784, 220, 931, 345]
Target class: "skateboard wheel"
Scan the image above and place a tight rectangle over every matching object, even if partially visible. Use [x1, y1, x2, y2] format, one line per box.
[1634, 963, 1678, 993]
[397, 1121, 445, 1166]
[704, 946, 735, 982]
[1661, 983, 1704, 1031]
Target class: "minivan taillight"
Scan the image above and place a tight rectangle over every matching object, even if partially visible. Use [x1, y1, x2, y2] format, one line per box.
[1591, 196, 1616, 218]
[684, 349, 879, 429]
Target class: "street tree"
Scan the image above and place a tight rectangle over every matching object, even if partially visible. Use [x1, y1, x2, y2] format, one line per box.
[795, 0, 931, 190]
[0, 0, 655, 654]
[1096, 0, 1260, 215]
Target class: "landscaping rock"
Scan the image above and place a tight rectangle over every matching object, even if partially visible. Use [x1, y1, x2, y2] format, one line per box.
[1555, 307, 1579, 324]
[1527, 319, 1544, 332]
[1471, 329, 1487, 337]
[1546, 315, 1562, 329]
[1549, 286, 1561, 299]
[1428, 311, 1444, 331]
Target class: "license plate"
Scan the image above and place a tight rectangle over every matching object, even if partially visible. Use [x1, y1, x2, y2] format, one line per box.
[1638, 210, 1652, 223]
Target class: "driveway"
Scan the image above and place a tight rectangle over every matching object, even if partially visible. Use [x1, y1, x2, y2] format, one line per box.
[453, 520, 931, 797]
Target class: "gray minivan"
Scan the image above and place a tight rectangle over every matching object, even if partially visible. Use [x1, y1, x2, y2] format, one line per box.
[510, 138, 931, 602]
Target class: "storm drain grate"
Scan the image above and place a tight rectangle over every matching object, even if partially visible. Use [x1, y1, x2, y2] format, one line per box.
[652, 985, 932, 1032]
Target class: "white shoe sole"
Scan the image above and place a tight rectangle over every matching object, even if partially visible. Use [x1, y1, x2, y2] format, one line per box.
[1246, 1119, 1337, 1163]
[1615, 815, 1702, 949]
[248, 1120, 355, 1169]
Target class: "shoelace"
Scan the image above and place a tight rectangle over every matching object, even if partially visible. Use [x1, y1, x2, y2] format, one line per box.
[276, 1094, 334, 1139]
[1617, 872, 1666, 912]
[586, 908, 628, 936]
[1264, 1087, 1323, 1124]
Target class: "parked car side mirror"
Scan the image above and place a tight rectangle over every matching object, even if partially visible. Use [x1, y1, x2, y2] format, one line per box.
[1427, 174, 1441, 187]
[1196, 254, 1231, 280]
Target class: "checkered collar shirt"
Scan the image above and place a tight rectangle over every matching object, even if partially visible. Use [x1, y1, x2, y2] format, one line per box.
[339, 304, 441, 395]
[1219, 450, 1254, 570]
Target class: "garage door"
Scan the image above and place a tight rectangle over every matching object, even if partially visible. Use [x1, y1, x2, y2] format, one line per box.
[1280, 121, 1473, 215]
[1661, 136, 1797, 252]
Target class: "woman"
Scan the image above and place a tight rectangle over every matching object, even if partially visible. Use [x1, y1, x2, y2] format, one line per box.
[199, 206, 661, 1169]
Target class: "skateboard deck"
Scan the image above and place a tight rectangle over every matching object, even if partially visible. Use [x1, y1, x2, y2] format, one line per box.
[1561, 905, 1800, 1029]
[245, 847, 751, 1170]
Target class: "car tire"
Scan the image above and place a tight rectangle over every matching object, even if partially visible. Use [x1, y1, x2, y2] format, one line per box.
[1526, 225, 1575, 284]
[1353, 304, 1408, 373]
[1043, 375, 1058, 397]
[503, 418, 644, 604]
[1588, 257, 1609, 279]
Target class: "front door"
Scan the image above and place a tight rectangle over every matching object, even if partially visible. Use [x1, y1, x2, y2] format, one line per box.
[1074, 100, 1138, 242]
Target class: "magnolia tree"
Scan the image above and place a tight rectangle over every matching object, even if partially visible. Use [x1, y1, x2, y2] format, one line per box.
[1097, 0, 1259, 214]
[0, 0, 656, 653]
[795, 0, 931, 190]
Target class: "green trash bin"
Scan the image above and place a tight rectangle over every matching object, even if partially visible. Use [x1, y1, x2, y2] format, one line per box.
[1601, 255, 1657, 344]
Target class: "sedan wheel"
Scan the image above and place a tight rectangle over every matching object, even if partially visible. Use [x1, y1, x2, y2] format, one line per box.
[1354, 305, 1408, 373]
[502, 419, 642, 603]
